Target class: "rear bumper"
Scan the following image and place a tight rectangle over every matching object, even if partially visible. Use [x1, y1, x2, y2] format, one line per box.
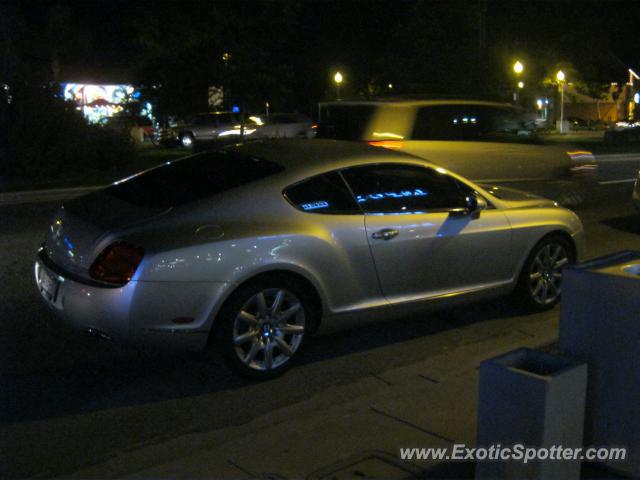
[34, 257, 233, 352]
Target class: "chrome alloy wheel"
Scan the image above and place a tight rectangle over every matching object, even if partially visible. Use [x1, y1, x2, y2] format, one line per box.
[232, 288, 305, 371]
[529, 243, 569, 305]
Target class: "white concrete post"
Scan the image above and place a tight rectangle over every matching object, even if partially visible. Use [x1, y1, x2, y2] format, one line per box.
[476, 348, 587, 480]
[560, 251, 640, 477]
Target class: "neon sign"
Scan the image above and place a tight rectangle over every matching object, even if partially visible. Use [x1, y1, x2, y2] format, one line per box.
[356, 188, 428, 203]
[62, 83, 137, 123]
[301, 201, 330, 211]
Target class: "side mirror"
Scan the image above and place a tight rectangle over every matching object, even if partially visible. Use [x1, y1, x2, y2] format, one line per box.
[468, 193, 488, 212]
[450, 193, 487, 218]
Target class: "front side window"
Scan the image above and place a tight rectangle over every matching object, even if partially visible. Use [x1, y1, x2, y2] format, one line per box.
[194, 114, 217, 126]
[340, 164, 469, 214]
[215, 113, 238, 125]
[284, 172, 361, 214]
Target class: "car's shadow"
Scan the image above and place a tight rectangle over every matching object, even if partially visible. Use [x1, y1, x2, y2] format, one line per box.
[0, 297, 534, 425]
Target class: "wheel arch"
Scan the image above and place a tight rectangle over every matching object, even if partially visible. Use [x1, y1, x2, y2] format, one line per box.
[178, 130, 195, 144]
[515, 228, 577, 284]
[540, 229, 577, 260]
[208, 268, 325, 346]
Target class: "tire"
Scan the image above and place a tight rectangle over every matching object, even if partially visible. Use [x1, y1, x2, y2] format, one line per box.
[215, 277, 313, 378]
[515, 235, 575, 311]
[180, 133, 195, 148]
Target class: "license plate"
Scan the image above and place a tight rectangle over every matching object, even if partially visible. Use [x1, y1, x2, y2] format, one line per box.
[37, 262, 60, 304]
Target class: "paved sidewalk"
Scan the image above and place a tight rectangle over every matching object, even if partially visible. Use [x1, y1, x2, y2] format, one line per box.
[70, 315, 560, 480]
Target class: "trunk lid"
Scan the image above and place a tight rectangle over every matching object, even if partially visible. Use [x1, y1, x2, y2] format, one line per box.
[42, 189, 168, 278]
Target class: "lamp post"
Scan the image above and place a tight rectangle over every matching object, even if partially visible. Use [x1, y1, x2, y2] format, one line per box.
[334, 72, 343, 100]
[513, 61, 524, 102]
[556, 70, 566, 134]
[222, 52, 231, 109]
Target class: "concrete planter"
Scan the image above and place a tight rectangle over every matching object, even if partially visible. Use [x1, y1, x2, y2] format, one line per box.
[560, 251, 640, 477]
[476, 348, 587, 480]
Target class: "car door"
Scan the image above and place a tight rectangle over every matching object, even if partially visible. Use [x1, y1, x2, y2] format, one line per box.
[340, 163, 513, 303]
[192, 114, 218, 140]
[283, 171, 385, 314]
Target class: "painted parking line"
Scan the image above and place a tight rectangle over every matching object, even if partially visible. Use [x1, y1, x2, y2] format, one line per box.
[598, 178, 637, 185]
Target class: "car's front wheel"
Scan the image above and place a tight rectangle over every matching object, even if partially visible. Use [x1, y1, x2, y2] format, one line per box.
[216, 278, 310, 378]
[516, 235, 575, 311]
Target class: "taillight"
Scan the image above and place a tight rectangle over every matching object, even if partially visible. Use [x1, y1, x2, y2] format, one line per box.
[366, 140, 404, 149]
[89, 241, 145, 285]
[567, 150, 597, 177]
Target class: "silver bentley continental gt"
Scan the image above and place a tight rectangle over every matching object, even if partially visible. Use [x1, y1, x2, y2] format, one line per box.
[35, 139, 584, 377]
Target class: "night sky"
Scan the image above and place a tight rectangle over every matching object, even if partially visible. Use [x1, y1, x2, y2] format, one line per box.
[26, 1, 636, 68]
[4, 0, 640, 111]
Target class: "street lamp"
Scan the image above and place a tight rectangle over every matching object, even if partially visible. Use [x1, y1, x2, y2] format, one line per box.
[513, 61, 524, 75]
[513, 61, 524, 102]
[334, 72, 343, 100]
[556, 70, 566, 134]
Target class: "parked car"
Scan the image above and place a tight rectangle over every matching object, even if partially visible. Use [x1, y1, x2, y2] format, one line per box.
[35, 139, 584, 377]
[317, 100, 597, 205]
[173, 112, 257, 148]
[566, 117, 590, 130]
[251, 113, 315, 139]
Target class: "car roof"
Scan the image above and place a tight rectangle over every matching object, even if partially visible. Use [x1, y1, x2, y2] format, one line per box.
[223, 139, 436, 181]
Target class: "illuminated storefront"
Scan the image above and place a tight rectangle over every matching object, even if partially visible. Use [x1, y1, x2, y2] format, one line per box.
[62, 83, 152, 123]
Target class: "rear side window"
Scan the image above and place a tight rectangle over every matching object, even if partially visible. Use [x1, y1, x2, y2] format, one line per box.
[107, 151, 283, 208]
[284, 172, 361, 214]
[411, 105, 536, 142]
[341, 164, 468, 213]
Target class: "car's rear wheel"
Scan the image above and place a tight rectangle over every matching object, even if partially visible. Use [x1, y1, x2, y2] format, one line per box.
[217, 278, 310, 378]
[516, 235, 575, 311]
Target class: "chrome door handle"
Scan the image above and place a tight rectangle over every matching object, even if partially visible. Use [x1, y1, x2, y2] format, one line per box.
[371, 228, 399, 240]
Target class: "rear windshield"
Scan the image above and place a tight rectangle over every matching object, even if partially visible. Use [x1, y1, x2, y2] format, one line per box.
[316, 104, 377, 140]
[106, 151, 283, 208]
